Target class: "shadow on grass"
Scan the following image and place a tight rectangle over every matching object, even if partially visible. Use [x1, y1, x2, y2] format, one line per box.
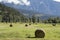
[27, 37, 35, 38]
[27, 37, 44, 38]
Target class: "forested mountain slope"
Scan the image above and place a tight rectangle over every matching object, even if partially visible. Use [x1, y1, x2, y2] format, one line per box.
[0, 3, 26, 23]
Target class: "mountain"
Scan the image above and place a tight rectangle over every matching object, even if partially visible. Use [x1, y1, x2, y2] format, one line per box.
[0, 0, 60, 20]
[0, 0, 60, 16]
[0, 3, 26, 22]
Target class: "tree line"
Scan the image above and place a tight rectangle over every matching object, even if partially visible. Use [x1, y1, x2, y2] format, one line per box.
[0, 3, 60, 23]
[0, 3, 40, 23]
[43, 17, 60, 23]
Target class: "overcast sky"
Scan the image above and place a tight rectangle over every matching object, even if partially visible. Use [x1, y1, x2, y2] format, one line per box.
[0, 0, 60, 6]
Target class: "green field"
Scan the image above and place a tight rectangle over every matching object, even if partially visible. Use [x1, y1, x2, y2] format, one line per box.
[0, 23, 60, 40]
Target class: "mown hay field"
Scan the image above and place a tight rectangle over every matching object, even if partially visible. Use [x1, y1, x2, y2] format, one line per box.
[0, 23, 60, 40]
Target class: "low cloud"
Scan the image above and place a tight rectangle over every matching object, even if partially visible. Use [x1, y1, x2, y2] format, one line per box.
[53, 0, 60, 2]
[21, 0, 30, 6]
[0, 0, 30, 6]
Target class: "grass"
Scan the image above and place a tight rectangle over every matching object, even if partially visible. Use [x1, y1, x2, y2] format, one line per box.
[0, 23, 60, 40]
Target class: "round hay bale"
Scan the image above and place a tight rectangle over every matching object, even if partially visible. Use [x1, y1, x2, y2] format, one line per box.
[29, 23, 31, 25]
[10, 24, 13, 27]
[25, 24, 28, 27]
[35, 29, 45, 38]
[52, 23, 56, 26]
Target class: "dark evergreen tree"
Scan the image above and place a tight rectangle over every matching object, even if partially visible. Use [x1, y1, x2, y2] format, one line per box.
[37, 17, 40, 23]
[32, 15, 36, 23]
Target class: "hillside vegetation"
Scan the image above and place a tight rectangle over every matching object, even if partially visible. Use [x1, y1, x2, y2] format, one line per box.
[0, 3, 27, 23]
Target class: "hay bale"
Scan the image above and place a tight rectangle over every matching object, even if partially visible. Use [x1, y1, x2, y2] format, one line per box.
[10, 24, 13, 27]
[52, 23, 56, 26]
[35, 29, 45, 38]
[25, 24, 28, 27]
[29, 23, 31, 25]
